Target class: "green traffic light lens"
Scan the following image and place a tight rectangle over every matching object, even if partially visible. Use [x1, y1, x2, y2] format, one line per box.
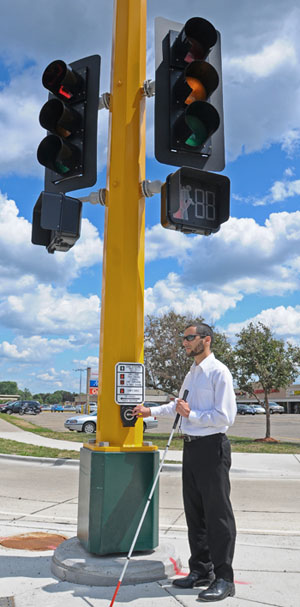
[37, 134, 79, 175]
[55, 161, 70, 174]
[184, 101, 220, 149]
[185, 116, 208, 147]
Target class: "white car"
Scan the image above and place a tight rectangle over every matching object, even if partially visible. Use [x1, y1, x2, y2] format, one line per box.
[252, 404, 266, 414]
[268, 402, 285, 414]
[64, 411, 158, 433]
[75, 402, 97, 413]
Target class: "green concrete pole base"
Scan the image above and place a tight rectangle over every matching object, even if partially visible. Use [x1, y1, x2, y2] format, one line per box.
[77, 448, 159, 555]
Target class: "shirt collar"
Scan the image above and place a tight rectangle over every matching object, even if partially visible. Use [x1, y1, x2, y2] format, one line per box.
[191, 352, 215, 372]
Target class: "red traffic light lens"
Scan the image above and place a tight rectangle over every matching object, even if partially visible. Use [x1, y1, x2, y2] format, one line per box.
[42, 60, 83, 100]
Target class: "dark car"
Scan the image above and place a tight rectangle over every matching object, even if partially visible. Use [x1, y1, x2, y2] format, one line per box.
[1, 400, 42, 415]
[0, 400, 18, 409]
[237, 403, 256, 415]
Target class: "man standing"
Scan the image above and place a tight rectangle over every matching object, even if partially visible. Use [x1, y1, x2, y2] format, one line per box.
[133, 323, 237, 602]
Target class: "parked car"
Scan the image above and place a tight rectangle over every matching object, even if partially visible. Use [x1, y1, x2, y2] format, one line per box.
[0, 400, 18, 409]
[237, 403, 256, 415]
[64, 411, 158, 433]
[64, 412, 98, 433]
[75, 402, 97, 413]
[267, 401, 285, 414]
[62, 404, 76, 411]
[51, 404, 64, 412]
[1, 400, 42, 415]
[252, 404, 266, 414]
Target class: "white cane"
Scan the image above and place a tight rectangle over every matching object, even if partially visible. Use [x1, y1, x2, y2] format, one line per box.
[109, 389, 189, 606]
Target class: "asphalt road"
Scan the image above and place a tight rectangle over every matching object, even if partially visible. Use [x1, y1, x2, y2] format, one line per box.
[19, 410, 300, 442]
[1, 456, 299, 536]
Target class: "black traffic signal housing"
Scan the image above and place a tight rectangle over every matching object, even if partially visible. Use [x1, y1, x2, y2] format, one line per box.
[161, 167, 230, 235]
[155, 17, 224, 171]
[37, 55, 100, 193]
[32, 191, 82, 253]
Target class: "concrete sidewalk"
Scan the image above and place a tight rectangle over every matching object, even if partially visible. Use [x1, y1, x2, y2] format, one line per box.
[1, 415, 300, 470]
[0, 416, 300, 606]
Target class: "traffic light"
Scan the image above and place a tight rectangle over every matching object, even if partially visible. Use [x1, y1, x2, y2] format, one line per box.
[37, 55, 100, 194]
[161, 167, 230, 235]
[155, 17, 224, 171]
[32, 191, 82, 253]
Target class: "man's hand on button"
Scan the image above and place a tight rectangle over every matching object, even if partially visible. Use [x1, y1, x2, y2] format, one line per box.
[132, 404, 151, 418]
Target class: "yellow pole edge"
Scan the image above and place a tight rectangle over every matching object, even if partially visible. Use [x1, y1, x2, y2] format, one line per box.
[95, 0, 147, 450]
[83, 443, 158, 453]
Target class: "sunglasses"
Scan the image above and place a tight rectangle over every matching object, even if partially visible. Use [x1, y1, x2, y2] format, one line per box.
[181, 334, 207, 342]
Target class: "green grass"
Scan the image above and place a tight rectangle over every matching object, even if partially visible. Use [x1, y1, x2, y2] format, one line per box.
[0, 438, 80, 459]
[0, 413, 299, 457]
[0, 413, 85, 441]
[144, 433, 300, 454]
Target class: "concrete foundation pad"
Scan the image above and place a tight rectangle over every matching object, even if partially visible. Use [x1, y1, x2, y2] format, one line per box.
[51, 536, 182, 586]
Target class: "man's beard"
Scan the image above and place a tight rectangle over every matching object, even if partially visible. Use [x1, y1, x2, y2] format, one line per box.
[186, 340, 205, 357]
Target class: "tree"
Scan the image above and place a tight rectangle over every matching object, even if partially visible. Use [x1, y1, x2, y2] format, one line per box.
[144, 312, 234, 396]
[234, 322, 300, 440]
[19, 387, 32, 399]
[0, 381, 19, 395]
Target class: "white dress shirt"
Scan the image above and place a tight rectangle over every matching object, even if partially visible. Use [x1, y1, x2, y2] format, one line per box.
[150, 353, 237, 436]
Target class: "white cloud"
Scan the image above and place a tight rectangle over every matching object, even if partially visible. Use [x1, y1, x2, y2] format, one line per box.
[0, 69, 42, 176]
[226, 39, 296, 78]
[0, 192, 103, 291]
[226, 305, 300, 341]
[143, 210, 300, 323]
[178, 212, 300, 293]
[145, 223, 193, 262]
[0, 335, 77, 363]
[270, 179, 300, 201]
[245, 172, 300, 207]
[72, 356, 99, 370]
[145, 272, 243, 321]
[0, 285, 100, 336]
[281, 129, 300, 156]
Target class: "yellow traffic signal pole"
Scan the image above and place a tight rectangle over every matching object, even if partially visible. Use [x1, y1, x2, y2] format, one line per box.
[77, 0, 159, 554]
[85, 0, 156, 452]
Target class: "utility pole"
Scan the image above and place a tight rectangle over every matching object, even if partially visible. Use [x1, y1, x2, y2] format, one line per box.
[73, 368, 85, 398]
[86, 367, 91, 413]
[77, 0, 159, 555]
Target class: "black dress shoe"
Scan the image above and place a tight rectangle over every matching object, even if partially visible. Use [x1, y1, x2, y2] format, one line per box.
[197, 578, 235, 601]
[173, 570, 215, 588]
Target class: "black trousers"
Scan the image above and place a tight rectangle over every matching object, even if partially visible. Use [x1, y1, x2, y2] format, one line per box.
[182, 433, 236, 582]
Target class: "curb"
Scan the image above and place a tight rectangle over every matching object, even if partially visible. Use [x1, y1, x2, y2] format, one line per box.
[0, 453, 80, 466]
[0, 452, 182, 470]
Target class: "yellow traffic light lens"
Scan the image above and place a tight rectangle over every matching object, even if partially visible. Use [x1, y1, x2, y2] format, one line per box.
[185, 77, 207, 104]
[39, 99, 81, 139]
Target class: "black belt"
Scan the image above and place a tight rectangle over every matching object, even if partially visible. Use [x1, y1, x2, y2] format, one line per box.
[183, 433, 224, 442]
[183, 434, 203, 442]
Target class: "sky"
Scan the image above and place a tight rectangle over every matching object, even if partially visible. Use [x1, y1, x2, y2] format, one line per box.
[1, 0, 300, 394]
